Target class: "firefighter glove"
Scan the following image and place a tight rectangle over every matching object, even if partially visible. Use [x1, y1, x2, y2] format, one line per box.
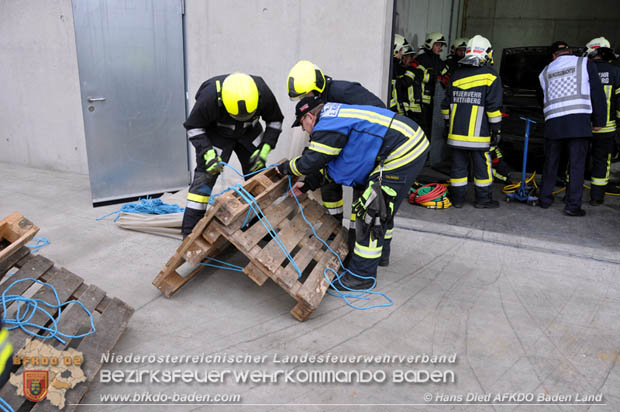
[203, 148, 223, 175]
[249, 143, 272, 172]
[352, 181, 381, 224]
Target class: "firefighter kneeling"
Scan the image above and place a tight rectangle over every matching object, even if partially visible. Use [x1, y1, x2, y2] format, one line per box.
[277, 96, 429, 291]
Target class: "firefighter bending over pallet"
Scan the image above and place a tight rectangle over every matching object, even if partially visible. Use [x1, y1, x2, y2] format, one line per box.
[181, 73, 284, 237]
[277, 96, 429, 291]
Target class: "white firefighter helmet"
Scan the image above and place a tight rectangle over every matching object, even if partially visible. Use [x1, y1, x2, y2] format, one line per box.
[459, 35, 493, 66]
[451, 37, 469, 54]
[394, 34, 409, 57]
[423, 32, 447, 50]
[584, 37, 612, 57]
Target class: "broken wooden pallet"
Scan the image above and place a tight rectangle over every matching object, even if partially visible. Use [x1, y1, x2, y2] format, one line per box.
[0, 212, 39, 262]
[0, 247, 134, 412]
[153, 166, 348, 321]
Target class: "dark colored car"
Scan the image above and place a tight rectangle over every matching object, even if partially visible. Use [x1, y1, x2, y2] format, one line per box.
[498, 46, 582, 173]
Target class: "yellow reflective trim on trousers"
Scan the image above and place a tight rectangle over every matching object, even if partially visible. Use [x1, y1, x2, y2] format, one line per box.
[592, 154, 611, 185]
[349, 213, 356, 222]
[187, 193, 210, 203]
[469, 106, 479, 137]
[474, 151, 493, 184]
[290, 156, 303, 176]
[441, 109, 449, 115]
[452, 73, 497, 90]
[323, 199, 343, 208]
[354, 240, 382, 259]
[593, 124, 617, 133]
[450, 177, 467, 184]
[309, 141, 342, 156]
[384, 228, 394, 239]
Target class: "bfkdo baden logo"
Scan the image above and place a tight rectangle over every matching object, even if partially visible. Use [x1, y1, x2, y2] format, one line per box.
[23, 370, 49, 402]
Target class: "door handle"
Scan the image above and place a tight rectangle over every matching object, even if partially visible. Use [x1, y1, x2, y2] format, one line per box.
[87, 97, 106, 102]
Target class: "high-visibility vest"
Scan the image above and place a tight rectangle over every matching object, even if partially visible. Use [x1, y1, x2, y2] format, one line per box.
[539, 55, 592, 121]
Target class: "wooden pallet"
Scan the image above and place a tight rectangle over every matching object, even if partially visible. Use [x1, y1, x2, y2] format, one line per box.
[153, 167, 348, 321]
[0, 247, 134, 411]
[0, 212, 39, 262]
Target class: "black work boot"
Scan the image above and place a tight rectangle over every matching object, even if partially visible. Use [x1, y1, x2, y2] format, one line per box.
[474, 199, 500, 209]
[181, 208, 206, 238]
[330, 272, 375, 291]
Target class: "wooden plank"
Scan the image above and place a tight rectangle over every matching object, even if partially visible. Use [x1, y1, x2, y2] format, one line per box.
[255, 201, 324, 273]
[243, 262, 269, 286]
[277, 215, 340, 288]
[152, 251, 185, 290]
[0, 246, 30, 279]
[7, 267, 84, 351]
[0, 284, 107, 412]
[0, 254, 54, 298]
[0, 212, 39, 262]
[236, 197, 301, 250]
[53, 299, 134, 412]
[296, 231, 347, 311]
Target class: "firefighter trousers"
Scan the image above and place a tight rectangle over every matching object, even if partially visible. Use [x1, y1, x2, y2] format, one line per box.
[449, 148, 493, 203]
[347, 148, 428, 282]
[590, 131, 615, 201]
[181, 137, 256, 236]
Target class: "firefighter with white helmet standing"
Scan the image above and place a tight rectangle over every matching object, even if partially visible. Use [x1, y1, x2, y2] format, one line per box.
[181, 73, 284, 237]
[584, 37, 620, 206]
[446, 37, 469, 78]
[390, 35, 426, 128]
[441, 35, 503, 208]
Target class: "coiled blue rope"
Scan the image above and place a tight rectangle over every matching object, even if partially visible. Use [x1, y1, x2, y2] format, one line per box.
[26, 237, 50, 254]
[97, 197, 185, 222]
[210, 162, 392, 310]
[1, 278, 96, 345]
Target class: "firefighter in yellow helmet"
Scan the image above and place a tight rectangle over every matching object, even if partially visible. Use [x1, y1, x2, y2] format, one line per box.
[584, 37, 620, 205]
[181, 73, 284, 237]
[441, 35, 503, 208]
[287, 60, 387, 263]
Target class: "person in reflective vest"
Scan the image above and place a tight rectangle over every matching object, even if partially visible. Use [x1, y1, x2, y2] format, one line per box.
[181, 73, 284, 237]
[538, 41, 606, 216]
[277, 96, 429, 291]
[583, 37, 620, 205]
[441, 35, 503, 208]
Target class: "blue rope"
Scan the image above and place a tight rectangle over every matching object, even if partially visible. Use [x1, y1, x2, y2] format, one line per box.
[1, 278, 96, 345]
[97, 197, 185, 222]
[199, 256, 244, 272]
[211, 162, 392, 310]
[0, 396, 14, 412]
[26, 237, 49, 253]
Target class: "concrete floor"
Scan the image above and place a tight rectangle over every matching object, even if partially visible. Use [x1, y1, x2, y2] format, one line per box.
[2, 161, 620, 412]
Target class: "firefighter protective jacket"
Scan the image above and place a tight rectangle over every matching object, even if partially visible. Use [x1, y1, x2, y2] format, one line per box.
[592, 59, 620, 133]
[416, 51, 449, 104]
[441, 65, 503, 150]
[184, 74, 284, 154]
[322, 77, 386, 108]
[283, 104, 428, 187]
[390, 59, 427, 115]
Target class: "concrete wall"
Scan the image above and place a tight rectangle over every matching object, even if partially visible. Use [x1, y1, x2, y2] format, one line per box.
[185, 0, 394, 187]
[1, 0, 393, 180]
[0, 0, 88, 174]
[461, 0, 620, 68]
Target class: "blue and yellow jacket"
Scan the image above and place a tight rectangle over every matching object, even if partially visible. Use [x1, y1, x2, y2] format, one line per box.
[284, 104, 428, 187]
[441, 66, 503, 150]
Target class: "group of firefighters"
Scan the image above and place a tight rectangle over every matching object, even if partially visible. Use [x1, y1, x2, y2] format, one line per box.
[179, 33, 619, 292]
